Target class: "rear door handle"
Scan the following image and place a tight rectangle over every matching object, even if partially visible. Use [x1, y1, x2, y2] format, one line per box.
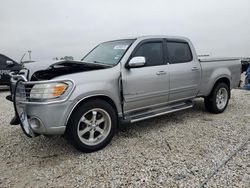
[191, 67, 199, 71]
[156, 71, 167, 75]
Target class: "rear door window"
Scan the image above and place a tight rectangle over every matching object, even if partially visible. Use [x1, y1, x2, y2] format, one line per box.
[166, 41, 193, 63]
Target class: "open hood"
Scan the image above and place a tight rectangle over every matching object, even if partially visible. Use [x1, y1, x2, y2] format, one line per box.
[24, 60, 111, 81]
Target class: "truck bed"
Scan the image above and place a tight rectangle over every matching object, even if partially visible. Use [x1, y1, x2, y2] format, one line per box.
[198, 58, 241, 97]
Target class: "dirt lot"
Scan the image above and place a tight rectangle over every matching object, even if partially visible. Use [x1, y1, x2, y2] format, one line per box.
[0, 88, 249, 188]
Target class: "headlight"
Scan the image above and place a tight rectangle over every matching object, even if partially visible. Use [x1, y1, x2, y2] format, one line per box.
[30, 82, 69, 100]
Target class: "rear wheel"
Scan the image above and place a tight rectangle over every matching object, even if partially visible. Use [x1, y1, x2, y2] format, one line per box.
[67, 99, 117, 152]
[204, 82, 230, 114]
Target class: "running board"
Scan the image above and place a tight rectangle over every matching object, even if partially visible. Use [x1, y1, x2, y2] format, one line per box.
[129, 101, 194, 123]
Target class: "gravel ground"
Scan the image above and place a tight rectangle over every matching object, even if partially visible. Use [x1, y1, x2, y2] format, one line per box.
[0, 88, 249, 188]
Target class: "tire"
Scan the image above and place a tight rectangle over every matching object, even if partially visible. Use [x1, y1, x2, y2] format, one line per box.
[204, 82, 230, 114]
[67, 99, 117, 152]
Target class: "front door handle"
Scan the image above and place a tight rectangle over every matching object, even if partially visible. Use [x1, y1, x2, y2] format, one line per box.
[156, 71, 167, 75]
[191, 67, 199, 71]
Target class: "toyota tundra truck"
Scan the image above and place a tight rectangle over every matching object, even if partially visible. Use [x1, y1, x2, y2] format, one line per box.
[8, 36, 241, 152]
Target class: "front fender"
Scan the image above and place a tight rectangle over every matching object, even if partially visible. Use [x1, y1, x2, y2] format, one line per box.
[64, 82, 122, 126]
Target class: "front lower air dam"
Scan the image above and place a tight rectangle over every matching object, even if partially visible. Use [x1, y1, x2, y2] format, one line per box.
[13, 80, 38, 138]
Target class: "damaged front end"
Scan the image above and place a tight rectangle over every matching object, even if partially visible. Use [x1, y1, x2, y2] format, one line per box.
[9, 72, 75, 137]
[8, 60, 111, 137]
[7, 61, 110, 137]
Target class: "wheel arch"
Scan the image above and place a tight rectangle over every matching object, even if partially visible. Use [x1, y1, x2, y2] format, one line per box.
[215, 77, 230, 87]
[66, 95, 119, 126]
[210, 77, 231, 98]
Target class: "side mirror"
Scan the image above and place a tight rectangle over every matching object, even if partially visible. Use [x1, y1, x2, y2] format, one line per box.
[6, 60, 14, 67]
[127, 56, 146, 68]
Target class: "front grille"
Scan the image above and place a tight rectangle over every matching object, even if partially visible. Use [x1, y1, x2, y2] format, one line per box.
[16, 82, 36, 102]
[10, 70, 31, 102]
[15, 81, 28, 102]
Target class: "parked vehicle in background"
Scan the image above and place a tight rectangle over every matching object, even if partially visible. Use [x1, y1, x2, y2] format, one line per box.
[8, 35, 241, 152]
[0, 54, 22, 86]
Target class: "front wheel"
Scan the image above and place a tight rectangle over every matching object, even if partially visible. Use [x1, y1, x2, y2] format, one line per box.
[204, 82, 230, 114]
[67, 99, 117, 152]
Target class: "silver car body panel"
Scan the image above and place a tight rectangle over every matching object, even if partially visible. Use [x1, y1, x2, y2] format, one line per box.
[198, 58, 241, 96]
[10, 35, 241, 136]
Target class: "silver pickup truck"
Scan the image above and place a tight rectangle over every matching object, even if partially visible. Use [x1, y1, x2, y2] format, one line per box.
[9, 35, 241, 152]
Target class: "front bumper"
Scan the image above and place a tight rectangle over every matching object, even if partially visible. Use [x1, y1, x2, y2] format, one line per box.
[16, 98, 71, 136]
[10, 73, 74, 137]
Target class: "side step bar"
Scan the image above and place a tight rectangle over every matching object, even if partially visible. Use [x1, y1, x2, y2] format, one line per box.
[128, 101, 194, 123]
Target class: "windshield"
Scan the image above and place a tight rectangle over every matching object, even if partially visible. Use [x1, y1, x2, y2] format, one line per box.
[82, 39, 135, 66]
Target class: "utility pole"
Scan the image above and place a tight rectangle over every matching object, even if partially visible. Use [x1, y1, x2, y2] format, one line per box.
[28, 50, 32, 61]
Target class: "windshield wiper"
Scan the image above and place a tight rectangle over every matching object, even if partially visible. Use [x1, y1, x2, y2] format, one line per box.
[79, 60, 112, 68]
[92, 61, 113, 67]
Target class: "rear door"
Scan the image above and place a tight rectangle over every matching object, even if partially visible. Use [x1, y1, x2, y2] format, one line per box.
[122, 39, 170, 113]
[166, 39, 201, 102]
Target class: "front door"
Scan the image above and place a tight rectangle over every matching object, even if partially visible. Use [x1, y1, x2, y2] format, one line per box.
[122, 40, 170, 114]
